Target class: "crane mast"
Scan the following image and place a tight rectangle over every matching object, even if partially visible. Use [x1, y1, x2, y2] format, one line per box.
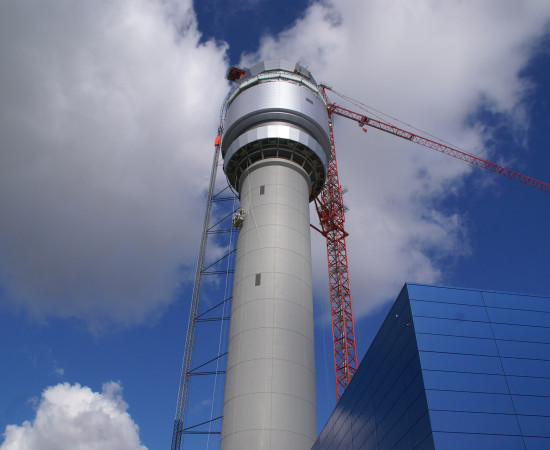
[313, 87, 358, 401]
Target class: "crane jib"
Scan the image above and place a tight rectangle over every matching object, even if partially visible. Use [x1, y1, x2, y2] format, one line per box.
[327, 101, 550, 193]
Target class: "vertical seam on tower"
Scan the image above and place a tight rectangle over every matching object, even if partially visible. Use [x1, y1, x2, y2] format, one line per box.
[266, 166, 276, 449]
[247, 168, 269, 449]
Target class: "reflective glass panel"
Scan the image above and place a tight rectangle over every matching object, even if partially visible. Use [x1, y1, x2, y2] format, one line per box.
[407, 284, 484, 305]
[507, 375, 550, 396]
[496, 339, 550, 359]
[424, 390, 515, 414]
[487, 307, 550, 327]
[422, 370, 509, 394]
[501, 356, 550, 376]
[517, 414, 550, 437]
[410, 412, 432, 448]
[410, 300, 488, 322]
[313, 284, 550, 449]
[418, 351, 503, 374]
[512, 394, 550, 416]
[483, 291, 550, 313]
[415, 333, 498, 356]
[524, 436, 550, 449]
[429, 410, 520, 435]
[492, 322, 550, 343]
[413, 316, 493, 338]
[432, 431, 524, 450]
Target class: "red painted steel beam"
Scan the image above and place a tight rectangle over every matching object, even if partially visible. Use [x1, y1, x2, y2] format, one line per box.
[326, 100, 550, 193]
[314, 87, 358, 401]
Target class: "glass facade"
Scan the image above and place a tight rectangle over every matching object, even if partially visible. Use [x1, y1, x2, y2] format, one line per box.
[313, 283, 550, 450]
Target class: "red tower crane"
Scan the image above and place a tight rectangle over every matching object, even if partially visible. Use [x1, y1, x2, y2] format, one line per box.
[171, 75, 550, 447]
[314, 84, 550, 402]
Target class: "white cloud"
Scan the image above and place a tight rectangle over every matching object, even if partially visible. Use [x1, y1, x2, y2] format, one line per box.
[1, 0, 548, 328]
[0, 382, 146, 450]
[0, 0, 229, 327]
[241, 0, 550, 315]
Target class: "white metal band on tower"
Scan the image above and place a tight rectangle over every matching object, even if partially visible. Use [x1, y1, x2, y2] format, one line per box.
[220, 60, 330, 450]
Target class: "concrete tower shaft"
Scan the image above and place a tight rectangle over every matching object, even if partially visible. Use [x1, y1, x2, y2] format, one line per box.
[220, 60, 330, 450]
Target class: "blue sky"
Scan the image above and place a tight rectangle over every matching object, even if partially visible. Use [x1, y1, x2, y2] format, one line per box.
[1, 1, 549, 449]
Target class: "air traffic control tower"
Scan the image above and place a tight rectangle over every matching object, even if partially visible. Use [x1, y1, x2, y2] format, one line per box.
[220, 60, 330, 449]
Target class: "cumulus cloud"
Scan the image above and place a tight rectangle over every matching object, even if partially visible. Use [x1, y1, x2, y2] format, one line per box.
[241, 0, 550, 315]
[0, 0, 229, 327]
[0, 382, 146, 450]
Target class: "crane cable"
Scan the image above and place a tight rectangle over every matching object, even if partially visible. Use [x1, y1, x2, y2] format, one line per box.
[324, 86, 486, 159]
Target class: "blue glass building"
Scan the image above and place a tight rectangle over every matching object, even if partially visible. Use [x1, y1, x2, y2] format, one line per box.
[313, 283, 550, 449]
